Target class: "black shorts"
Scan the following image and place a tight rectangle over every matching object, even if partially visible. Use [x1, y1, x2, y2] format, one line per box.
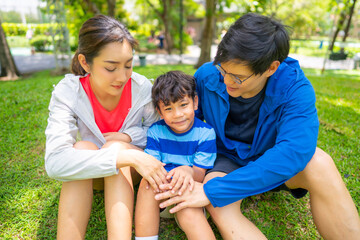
[207, 154, 308, 199]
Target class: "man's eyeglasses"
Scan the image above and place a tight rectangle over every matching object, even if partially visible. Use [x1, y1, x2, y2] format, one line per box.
[215, 64, 254, 85]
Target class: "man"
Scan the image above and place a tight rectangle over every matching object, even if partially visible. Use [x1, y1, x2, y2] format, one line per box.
[155, 13, 360, 239]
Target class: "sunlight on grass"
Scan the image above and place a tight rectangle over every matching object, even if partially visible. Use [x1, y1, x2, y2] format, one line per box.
[322, 96, 360, 115]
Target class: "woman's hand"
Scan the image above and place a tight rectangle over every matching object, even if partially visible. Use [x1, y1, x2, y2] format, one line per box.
[103, 132, 131, 143]
[155, 181, 211, 213]
[165, 166, 195, 196]
[125, 149, 167, 192]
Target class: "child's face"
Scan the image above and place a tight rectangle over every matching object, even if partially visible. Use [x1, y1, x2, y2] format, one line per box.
[158, 95, 198, 134]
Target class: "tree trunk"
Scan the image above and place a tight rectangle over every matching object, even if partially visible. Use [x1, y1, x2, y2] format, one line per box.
[145, 0, 174, 54]
[162, 0, 172, 54]
[83, 0, 101, 15]
[0, 19, 20, 81]
[195, 0, 216, 69]
[341, 0, 357, 52]
[107, 0, 116, 17]
[328, 1, 349, 51]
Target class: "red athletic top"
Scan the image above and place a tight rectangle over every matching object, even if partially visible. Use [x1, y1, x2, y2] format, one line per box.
[80, 74, 132, 133]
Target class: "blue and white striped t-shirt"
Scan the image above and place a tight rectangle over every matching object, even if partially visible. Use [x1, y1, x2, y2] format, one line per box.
[145, 117, 217, 172]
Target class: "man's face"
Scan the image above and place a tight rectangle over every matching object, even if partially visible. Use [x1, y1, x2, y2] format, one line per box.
[219, 60, 276, 99]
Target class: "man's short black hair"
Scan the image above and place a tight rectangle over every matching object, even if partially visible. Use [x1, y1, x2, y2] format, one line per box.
[214, 13, 290, 75]
[152, 71, 196, 111]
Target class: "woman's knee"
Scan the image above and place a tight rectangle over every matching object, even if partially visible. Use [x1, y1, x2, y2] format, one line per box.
[60, 179, 94, 205]
[73, 141, 98, 150]
[102, 140, 140, 151]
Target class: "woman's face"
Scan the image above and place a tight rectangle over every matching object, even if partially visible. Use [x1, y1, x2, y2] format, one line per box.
[86, 41, 133, 99]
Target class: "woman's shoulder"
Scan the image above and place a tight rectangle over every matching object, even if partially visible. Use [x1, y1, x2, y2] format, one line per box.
[131, 72, 153, 98]
[131, 71, 153, 86]
[51, 74, 84, 105]
[54, 74, 82, 92]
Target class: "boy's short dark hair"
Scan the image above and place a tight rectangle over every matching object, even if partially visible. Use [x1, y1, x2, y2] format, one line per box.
[214, 13, 290, 75]
[152, 71, 196, 111]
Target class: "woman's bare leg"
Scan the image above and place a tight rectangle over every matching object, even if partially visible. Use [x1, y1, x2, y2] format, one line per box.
[57, 141, 97, 240]
[102, 141, 137, 240]
[104, 166, 134, 240]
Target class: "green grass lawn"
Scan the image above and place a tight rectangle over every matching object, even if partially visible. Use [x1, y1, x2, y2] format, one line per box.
[0, 65, 359, 239]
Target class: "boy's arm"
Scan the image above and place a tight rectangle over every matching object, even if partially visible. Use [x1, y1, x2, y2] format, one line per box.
[192, 165, 206, 182]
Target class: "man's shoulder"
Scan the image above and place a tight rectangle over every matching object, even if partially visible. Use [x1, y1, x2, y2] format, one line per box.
[195, 62, 218, 81]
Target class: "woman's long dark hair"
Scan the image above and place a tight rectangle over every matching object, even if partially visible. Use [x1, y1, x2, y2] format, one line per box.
[71, 15, 137, 76]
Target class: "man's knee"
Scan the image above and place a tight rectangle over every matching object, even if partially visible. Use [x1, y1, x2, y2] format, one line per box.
[287, 147, 340, 190]
[206, 201, 242, 225]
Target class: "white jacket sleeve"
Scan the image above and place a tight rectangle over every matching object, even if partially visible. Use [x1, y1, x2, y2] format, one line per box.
[45, 90, 118, 181]
[124, 101, 159, 149]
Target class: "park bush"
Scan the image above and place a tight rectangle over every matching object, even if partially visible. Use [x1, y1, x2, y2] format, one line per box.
[30, 35, 51, 52]
[2, 23, 75, 38]
[1, 23, 28, 36]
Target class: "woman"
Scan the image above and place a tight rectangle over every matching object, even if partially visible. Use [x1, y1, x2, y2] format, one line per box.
[45, 15, 167, 239]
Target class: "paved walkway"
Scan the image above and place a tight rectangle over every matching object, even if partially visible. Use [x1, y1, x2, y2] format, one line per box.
[13, 45, 356, 74]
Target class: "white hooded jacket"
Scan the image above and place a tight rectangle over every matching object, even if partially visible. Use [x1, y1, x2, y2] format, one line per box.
[45, 72, 159, 181]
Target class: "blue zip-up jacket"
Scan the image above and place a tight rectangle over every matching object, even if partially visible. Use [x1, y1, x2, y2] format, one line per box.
[195, 58, 319, 207]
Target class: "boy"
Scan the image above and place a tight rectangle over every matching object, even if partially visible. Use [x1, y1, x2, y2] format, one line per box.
[135, 71, 216, 240]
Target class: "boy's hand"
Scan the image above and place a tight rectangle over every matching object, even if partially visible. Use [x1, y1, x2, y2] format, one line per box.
[103, 132, 131, 143]
[166, 166, 194, 196]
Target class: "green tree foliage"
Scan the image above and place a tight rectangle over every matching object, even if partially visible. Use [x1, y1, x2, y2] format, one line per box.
[217, 0, 333, 38]
[0, 10, 22, 23]
[41, 0, 133, 46]
[135, 0, 201, 54]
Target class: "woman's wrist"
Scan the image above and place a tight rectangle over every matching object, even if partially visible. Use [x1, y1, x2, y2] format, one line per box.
[115, 149, 137, 169]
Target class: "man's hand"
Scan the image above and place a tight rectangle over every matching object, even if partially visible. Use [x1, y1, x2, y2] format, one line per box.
[155, 181, 210, 213]
[165, 166, 195, 196]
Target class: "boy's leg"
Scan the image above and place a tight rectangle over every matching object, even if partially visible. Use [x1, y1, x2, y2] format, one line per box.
[57, 141, 97, 240]
[285, 147, 360, 239]
[176, 207, 216, 240]
[135, 179, 161, 237]
[204, 172, 267, 240]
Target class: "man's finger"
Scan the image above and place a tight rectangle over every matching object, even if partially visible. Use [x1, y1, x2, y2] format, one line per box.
[159, 195, 183, 208]
[155, 190, 177, 201]
[169, 201, 188, 213]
